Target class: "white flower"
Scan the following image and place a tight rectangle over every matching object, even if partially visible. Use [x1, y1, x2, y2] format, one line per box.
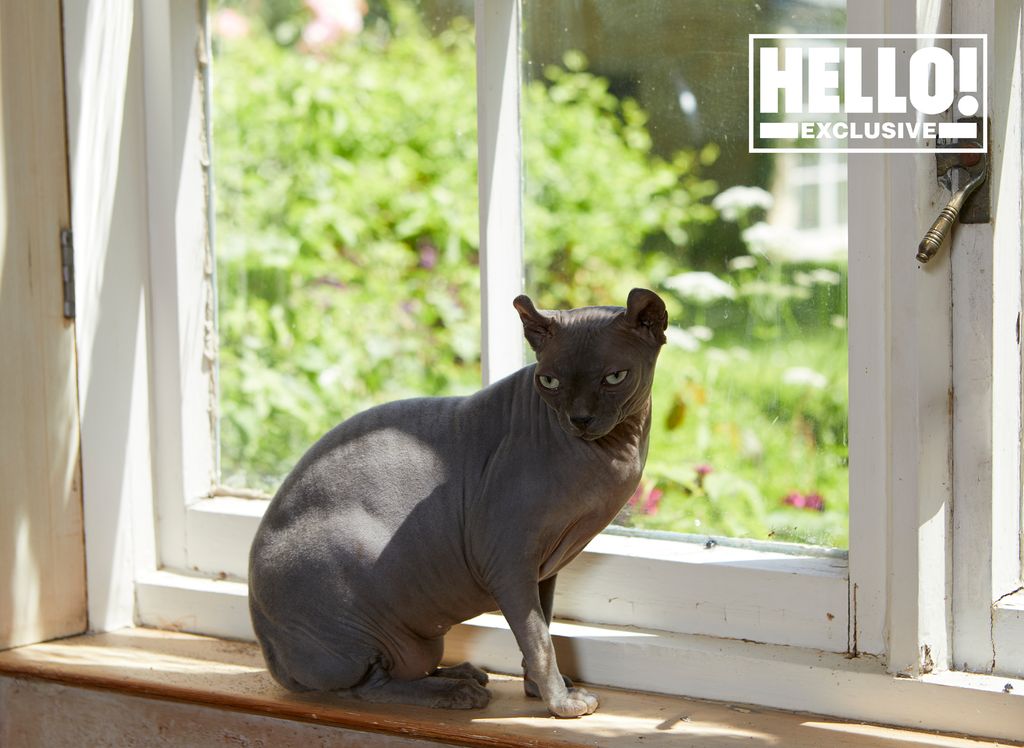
[728, 255, 758, 271]
[741, 221, 790, 258]
[795, 268, 842, 288]
[808, 268, 842, 285]
[741, 429, 764, 461]
[688, 325, 714, 342]
[664, 271, 736, 304]
[782, 366, 828, 390]
[665, 326, 700, 351]
[713, 186, 774, 221]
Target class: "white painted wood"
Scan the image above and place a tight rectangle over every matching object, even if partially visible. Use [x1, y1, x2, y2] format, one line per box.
[185, 497, 263, 578]
[950, 0, 1024, 677]
[992, 591, 1024, 676]
[846, 0, 892, 658]
[183, 498, 847, 649]
[544, 534, 848, 651]
[476, 0, 525, 384]
[0, 0, 87, 649]
[136, 571, 251, 641]
[134, 573, 1024, 743]
[62, 0, 158, 632]
[140, 0, 217, 571]
[883, 0, 957, 677]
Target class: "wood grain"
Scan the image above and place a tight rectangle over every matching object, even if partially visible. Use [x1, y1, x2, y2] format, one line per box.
[0, 0, 87, 649]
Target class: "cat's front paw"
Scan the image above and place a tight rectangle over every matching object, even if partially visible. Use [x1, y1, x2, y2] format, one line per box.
[548, 687, 599, 718]
[524, 673, 573, 698]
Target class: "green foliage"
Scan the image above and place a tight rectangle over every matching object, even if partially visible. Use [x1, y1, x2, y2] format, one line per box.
[214, 5, 484, 487]
[521, 53, 719, 309]
[213, 2, 717, 490]
[627, 332, 849, 547]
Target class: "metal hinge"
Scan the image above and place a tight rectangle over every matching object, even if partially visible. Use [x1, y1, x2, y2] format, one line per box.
[60, 228, 75, 319]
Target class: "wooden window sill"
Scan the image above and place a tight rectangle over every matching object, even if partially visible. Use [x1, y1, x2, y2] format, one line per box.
[0, 628, 1017, 748]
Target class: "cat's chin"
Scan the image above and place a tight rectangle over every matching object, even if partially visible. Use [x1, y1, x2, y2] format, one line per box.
[562, 425, 611, 441]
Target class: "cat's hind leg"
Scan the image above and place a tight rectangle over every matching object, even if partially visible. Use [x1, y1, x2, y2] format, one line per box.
[349, 664, 491, 709]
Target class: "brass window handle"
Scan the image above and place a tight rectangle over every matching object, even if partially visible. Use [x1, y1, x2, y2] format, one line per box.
[917, 162, 987, 264]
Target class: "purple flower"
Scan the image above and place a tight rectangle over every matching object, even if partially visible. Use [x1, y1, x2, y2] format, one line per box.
[418, 244, 439, 270]
[782, 492, 825, 512]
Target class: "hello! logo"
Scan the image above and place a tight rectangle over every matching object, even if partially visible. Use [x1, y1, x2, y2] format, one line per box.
[749, 34, 987, 153]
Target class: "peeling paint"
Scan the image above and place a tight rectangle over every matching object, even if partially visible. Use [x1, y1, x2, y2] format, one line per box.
[922, 644, 934, 674]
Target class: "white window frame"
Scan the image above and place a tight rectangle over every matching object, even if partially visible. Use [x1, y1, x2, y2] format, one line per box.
[949, 3, 1024, 677]
[62, 0, 1023, 741]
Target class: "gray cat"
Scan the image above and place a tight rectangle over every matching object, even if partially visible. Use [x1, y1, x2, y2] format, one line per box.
[248, 288, 667, 718]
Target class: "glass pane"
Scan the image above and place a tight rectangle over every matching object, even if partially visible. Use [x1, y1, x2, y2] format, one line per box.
[210, 0, 478, 492]
[522, 1, 849, 547]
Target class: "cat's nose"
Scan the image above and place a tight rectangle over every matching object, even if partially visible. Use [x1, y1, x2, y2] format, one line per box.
[569, 415, 594, 430]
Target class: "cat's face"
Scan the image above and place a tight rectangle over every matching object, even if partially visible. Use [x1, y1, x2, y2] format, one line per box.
[513, 289, 667, 441]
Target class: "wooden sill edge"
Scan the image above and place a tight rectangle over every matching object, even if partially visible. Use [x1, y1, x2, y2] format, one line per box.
[0, 643, 548, 748]
[1, 628, 1021, 748]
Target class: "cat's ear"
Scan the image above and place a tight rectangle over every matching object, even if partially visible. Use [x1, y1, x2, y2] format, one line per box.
[513, 295, 556, 352]
[624, 288, 668, 346]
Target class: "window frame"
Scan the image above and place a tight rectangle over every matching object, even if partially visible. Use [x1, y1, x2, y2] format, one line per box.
[61, 0, 1024, 740]
[948, 1, 1024, 677]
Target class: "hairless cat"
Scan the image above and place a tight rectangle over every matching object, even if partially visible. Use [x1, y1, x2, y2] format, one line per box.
[249, 288, 667, 718]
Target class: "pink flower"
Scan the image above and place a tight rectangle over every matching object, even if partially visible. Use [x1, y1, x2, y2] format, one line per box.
[642, 487, 664, 515]
[302, 0, 367, 50]
[694, 463, 713, 489]
[628, 480, 663, 515]
[782, 492, 825, 512]
[212, 9, 251, 40]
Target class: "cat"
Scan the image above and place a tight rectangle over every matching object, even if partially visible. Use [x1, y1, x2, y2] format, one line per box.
[248, 288, 667, 718]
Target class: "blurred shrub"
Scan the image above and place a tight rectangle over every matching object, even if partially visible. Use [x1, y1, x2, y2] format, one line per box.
[212, 1, 719, 489]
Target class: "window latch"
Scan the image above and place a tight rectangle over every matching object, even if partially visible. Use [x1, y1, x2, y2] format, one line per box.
[916, 119, 989, 264]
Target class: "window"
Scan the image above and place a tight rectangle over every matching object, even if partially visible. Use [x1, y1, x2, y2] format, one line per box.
[519, 1, 849, 547]
[198, 0, 852, 652]
[210, 0, 482, 493]
[62, 0, 1023, 739]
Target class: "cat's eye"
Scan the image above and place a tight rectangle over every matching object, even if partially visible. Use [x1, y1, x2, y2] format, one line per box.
[604, 370, 629, 385]
[538, 375, 560, 390]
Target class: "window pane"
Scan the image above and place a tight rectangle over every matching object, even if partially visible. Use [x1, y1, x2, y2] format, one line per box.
[210, 0, 478, 492]
[521, 1, 849, 547]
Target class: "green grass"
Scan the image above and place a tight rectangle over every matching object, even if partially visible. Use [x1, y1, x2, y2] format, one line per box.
[621, 330, 849, 548]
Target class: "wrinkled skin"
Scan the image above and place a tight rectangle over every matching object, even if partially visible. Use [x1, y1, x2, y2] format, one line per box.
[249, 289, 667, 718]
